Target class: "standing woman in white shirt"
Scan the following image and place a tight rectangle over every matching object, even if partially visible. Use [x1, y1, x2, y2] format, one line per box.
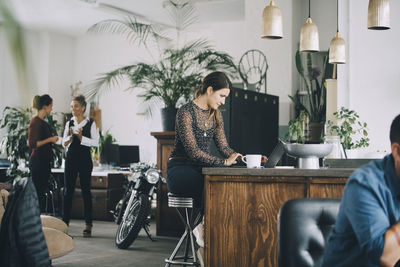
[62, 95, 99, 237]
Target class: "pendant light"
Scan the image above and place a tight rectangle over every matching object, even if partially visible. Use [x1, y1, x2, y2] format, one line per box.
[329, 0, 345, 64]
[300, 0, 319, 52]
[261, 0, 283, 39]
[368, 0, 390, 30]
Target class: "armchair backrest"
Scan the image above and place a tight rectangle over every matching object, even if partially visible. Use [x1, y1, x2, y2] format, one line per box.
[278, 198, 341, 267]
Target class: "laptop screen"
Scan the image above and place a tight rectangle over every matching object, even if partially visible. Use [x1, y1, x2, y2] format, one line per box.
[264, 139, 285, 168]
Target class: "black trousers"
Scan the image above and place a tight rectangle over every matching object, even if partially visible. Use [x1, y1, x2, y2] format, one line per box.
[63, 155, 93, 226]
[29, 156, 51, 213]
[166, 159, 204, 211]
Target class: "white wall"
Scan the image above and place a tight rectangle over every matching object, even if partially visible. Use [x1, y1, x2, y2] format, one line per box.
[345, 0, 400, 154]
[73, 21, 247, 164]
[1, 0, 399, 161]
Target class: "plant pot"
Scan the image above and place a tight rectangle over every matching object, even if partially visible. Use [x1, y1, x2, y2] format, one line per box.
[308, 122, 324, 143]
[161, 107, 178, 132]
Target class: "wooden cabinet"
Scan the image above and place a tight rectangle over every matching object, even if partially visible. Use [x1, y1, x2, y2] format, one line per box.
[151, 131, 184, 237]
[61, 172, 125, 221]
[203, 168, 352, 267]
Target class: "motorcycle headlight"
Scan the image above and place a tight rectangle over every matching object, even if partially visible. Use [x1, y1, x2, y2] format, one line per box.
[145, 169, 160, 184]
[131, 171, 141, 181]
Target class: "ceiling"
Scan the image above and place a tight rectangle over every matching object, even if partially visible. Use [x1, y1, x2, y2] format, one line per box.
[10, 0, 245, 36]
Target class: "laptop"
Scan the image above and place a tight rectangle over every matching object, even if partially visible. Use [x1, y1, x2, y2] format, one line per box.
[233, 139, 285, 168]
[264, 139, 285, 168]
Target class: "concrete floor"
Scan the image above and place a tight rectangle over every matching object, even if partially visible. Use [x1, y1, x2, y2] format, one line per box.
[52, 219, 180, 267]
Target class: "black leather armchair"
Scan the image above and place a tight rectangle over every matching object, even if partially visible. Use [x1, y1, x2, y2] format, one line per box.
[278, 198, 341, 267]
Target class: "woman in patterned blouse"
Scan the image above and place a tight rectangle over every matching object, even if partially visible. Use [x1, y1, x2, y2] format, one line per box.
[167, 71, 241, 212]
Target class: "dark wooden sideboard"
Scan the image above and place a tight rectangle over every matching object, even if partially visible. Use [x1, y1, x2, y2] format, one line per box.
[203, 168, 354, 267]
[151, 131, 184, 237]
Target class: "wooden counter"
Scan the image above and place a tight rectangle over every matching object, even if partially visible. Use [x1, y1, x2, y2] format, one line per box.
[203, 167, 354, 267]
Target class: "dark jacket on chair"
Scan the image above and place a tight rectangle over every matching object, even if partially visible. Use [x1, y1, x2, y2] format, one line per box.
[0, 177, 51, 267]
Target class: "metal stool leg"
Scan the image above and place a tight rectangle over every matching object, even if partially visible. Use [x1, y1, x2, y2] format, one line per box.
[165, 195, 199, 266]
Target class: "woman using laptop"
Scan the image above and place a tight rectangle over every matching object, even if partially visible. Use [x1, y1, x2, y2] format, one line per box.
[166, 71, 242, 262]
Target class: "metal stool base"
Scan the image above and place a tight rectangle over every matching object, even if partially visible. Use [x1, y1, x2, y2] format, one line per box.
[165, 194, 201, 267]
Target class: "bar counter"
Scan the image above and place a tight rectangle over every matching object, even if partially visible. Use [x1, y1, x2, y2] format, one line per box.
[202, 167, 355, 267]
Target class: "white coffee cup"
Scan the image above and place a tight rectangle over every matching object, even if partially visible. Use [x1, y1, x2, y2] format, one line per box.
[242, 154, 262, 168]
[55, 136, 62, 145]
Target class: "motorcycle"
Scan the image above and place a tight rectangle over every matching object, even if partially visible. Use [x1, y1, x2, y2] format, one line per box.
[112, 162, 164, 249]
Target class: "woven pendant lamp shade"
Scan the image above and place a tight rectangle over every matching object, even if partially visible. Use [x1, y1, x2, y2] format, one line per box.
[261, 0, 283, 39]
[300, 18, 319, 52]
[329, 32, 345, 64]
[368, 0, 390, 30]
[329, 0, 345, 64]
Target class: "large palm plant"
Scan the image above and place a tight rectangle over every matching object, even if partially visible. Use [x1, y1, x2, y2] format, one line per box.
[0, 0, 27, 86]
[85, 0, 237, 116]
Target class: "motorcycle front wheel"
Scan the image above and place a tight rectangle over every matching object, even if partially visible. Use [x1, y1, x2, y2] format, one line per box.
[115, 193, 150, 249]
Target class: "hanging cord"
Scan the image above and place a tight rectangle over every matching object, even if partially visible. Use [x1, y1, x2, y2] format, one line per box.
[336, 0, 339, 32]
[308, 0, 311, 18]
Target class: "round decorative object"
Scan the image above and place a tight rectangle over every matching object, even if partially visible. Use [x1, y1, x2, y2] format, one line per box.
[238, 49, 268, 93]
[284, 143, 333, 169]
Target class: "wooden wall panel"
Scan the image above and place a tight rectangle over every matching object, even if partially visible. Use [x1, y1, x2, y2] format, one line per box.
[206, 179, 305, 267]
[205, 175, 349, 267]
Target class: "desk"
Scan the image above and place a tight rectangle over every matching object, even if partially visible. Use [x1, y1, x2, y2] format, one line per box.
[52, 168, 130, 221]
[202, 167, 354, 267]
[151, 132, 184, 237]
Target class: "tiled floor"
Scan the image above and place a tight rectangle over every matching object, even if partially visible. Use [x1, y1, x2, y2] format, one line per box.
[52, 219, 179, 267]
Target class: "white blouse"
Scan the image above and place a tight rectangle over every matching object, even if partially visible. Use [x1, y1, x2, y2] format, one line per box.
[62, 117, 99, 148]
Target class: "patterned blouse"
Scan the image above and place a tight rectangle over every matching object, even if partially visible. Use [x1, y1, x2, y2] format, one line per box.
[169, 101, 236, 166]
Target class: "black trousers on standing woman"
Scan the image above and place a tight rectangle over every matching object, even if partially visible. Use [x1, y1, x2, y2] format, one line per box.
[29, 156, 51, 213]
[62, 151, 93, 226]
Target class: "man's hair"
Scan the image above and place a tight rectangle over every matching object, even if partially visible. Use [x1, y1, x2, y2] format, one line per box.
[390, 114, 400, 144]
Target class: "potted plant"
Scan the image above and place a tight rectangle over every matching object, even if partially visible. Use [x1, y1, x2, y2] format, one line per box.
[96, 130, 117, 165]
[0, 106, 64, 170]
[286, 110, 309, 144]
[289, 50, 329, 143]
[85, 0, 237, 131]
[326, 107, 369, 158]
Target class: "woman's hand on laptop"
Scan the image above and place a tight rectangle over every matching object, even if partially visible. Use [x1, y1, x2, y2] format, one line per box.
[261, 155, 268, 164]
[225, 153, 243, 166]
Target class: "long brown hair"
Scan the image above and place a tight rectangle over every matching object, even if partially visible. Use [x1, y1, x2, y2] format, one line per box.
[32, 94, 52, 110]
[194, 71, 232, 126]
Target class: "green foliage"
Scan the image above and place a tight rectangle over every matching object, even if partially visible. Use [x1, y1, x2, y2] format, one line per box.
[0, 107, 32, 167]
[94, 129, 117, 164]
[85, 0, 238, 116]
[327, 107, 369, 150]
[286, 110, 309, 144]
[289, 50, 328, 123]
[0, 0, 26, 83]
[0, 106, 63, 168]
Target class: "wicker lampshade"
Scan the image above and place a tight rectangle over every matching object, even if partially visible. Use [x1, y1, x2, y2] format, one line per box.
[261, 0, 283, 39]
[329, 32, 345, 64]
[300, 17, 319, 52]
[368, 0, 390, 30]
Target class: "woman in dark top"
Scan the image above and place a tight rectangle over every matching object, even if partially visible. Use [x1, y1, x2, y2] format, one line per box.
[167, 71, 242, 212]
[28, 94, 59, 213]
[62, 95, 98, 237]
